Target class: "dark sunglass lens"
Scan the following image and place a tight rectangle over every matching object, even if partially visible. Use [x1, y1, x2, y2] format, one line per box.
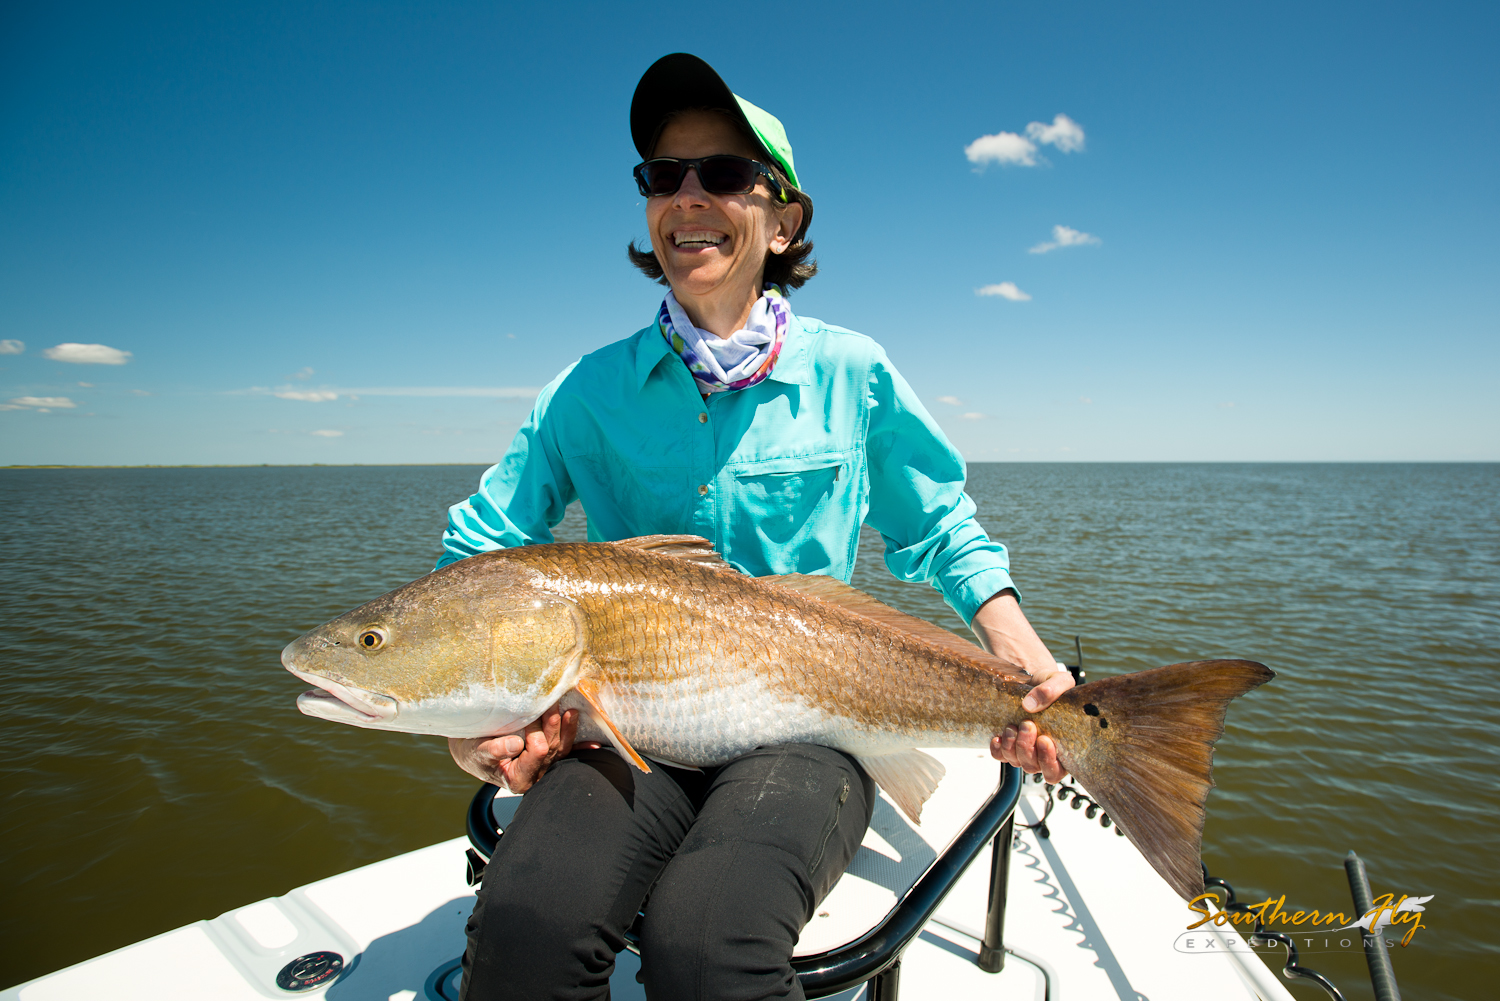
[699, 157, 758, 194]
[639, 160, 687, 196]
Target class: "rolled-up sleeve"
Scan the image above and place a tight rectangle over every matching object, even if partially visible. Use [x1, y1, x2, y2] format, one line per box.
[862, 346, 1017, 624]
[436, 371, 578, 568]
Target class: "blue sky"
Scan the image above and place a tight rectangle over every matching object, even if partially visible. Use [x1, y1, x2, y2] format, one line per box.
[2, 0, 1495, 465]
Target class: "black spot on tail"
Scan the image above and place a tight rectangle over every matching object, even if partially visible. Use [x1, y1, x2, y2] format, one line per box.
[1083, 703, 1100, 716]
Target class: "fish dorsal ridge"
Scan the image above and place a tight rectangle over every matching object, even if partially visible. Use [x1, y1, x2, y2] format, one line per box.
[773, 574, 1030, 682]
[610, 535, 741, 572]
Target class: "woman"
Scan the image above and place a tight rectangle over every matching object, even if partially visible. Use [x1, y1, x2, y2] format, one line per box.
[441, 53, 1071, 1001]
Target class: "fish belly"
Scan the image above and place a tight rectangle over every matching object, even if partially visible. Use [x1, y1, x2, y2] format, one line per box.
[585, 668, 993, 767]
[594, 672, 843, 765]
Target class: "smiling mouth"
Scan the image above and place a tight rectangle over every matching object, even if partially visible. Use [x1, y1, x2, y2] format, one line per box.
[673, 231, 726, 249]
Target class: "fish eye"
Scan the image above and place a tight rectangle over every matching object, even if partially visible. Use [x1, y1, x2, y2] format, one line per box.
[358, 628, 386, 651]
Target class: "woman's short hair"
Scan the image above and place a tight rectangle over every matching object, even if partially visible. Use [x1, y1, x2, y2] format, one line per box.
[628, 109, 818, 291]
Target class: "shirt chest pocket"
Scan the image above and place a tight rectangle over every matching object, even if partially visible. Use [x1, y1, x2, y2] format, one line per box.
[722, 451, 862, 572]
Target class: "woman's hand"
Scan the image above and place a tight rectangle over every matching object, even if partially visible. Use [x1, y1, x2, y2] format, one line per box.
[447, 706, 579, 793]
[991, 719, 1068, 783]
[969, 590, 1073, 783]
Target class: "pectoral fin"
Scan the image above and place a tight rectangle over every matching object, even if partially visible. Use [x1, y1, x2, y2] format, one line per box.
[575, 677, 652, 774]
[856, 749, 946, 825]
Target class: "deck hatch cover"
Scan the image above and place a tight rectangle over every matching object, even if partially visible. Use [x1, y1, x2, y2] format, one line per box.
[275, 951, 344, 992]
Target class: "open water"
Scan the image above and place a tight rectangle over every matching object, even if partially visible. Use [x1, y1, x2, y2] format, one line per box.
[1, 463, 1496, 999]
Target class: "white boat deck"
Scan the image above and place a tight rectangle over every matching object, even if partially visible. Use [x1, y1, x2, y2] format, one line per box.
[2, 750, 1297, 1000]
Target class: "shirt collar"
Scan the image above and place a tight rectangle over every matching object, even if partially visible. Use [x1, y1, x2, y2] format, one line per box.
[764, 311, 812, 386]
[633, 303, 813, 391]
[634, 317, 674, 391]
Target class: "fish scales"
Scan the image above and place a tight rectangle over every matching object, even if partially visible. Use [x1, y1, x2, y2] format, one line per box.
[500, 543, 1022, 760]
[284, 535, 1273, 900]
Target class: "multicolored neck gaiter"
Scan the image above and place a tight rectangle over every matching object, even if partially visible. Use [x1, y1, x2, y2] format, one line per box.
[658, 285, 789, 395]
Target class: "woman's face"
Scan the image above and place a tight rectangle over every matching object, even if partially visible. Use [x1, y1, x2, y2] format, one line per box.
[645, 110, 803, 304]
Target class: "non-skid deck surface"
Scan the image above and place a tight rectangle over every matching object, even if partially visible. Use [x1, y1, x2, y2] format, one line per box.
[3, 749, 1283, 1000]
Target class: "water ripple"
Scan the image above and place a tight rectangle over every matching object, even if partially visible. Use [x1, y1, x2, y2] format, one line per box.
[2, 463, 1496, 998]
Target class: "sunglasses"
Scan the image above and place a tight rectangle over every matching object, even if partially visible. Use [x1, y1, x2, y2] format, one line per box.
[633, 156, 787, 202]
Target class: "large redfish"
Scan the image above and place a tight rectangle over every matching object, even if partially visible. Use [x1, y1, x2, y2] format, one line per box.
[283, 535, 1272, 900]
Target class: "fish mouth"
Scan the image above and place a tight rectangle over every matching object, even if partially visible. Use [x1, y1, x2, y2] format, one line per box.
[287, 667, 398, 721]
[296, 687, 383, 723]
[282, 649, 399, 723]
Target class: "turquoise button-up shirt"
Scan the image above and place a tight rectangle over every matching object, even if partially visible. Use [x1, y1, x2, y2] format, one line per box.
[438, 309, 1017, 625]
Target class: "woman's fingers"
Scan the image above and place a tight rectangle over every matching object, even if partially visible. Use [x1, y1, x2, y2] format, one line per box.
[556, 707, 579, 755]
[989, 720, 1070, 782]
[501, 719, 551, 793]
[496, 707, 581, 794]
[1021, 669, 1076, 713]
[447, 734, 523, 785]
[524, 721, 552, 758]
[488, 734, 526, 758]
[447, 705, 583, 793]
[535, 706, 579, 757]
[1035, 734, 1067, 783]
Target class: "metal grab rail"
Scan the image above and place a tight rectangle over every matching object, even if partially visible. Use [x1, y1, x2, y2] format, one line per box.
[464, 764, 1023, 1000]
[796, 764, 1022, 997]
[465, 782, 506, 861]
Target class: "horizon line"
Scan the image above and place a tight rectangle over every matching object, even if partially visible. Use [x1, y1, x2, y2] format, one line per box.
[6, 460, 1496, 470]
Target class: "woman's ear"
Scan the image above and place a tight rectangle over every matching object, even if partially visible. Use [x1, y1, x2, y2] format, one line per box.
[768, 200, 805, 255]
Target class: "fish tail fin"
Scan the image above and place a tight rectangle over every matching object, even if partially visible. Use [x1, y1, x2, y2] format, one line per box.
[1051, 659, 1274, 900]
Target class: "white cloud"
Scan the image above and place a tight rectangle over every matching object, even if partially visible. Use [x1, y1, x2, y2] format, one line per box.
[935, 395, 963, 407]
[77, 381, 94, 388]
[289, 367, 315, 381]
[310, 429, 344, 437]
[43, 343, 132, 365]
[965, 114, 1085, 169]
[961, 412, 986, 420]
[1025, 114, 1086, 153]
[274, 389, 338, 402]
[0, 404, 26, 411]
[9, 396, 77, 408]
[131, 389, 152, 396]
[964, 132, 1038, 167]
[0, 339, 24, 355]
[976, 282, 1032, 301]
[1080, 396, 1093, 404]
[1030, 225, 1102, 254]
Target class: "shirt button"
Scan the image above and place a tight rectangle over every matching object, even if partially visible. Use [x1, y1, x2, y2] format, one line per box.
[698, 412, 708, 423]
[698, 484, 708, 495]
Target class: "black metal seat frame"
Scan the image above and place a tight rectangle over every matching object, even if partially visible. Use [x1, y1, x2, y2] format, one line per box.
[465, 763, 1022, 1000]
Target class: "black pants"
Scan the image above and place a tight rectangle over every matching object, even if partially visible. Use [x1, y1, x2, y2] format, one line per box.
[459, 743, 875, 1001]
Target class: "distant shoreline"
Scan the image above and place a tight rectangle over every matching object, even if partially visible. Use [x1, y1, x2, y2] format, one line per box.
[5, 460, 1495, 470]
[2, 463, 492, 469]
